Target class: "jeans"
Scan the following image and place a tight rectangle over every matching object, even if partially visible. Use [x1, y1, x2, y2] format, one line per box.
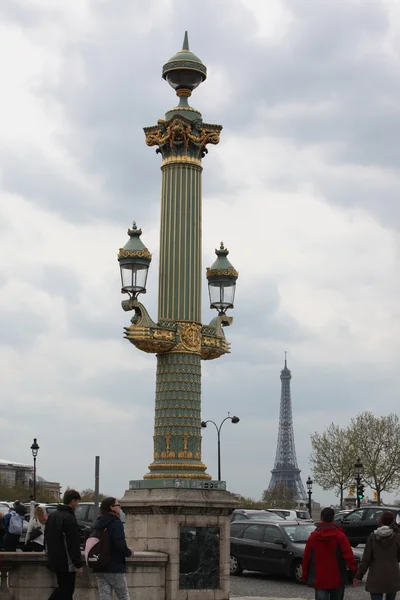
[96, 573, 130, 600]
[48, 572, 76, 600]
[315, 588, 344, 600]
[371, 594, 397, 600]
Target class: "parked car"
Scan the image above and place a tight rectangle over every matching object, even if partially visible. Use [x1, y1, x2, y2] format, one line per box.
[269, 508, 313, 523]
[230, 519, 362, 583]
[333, 510, 352, 522]
[337, 505, 400, 547]
[230, 509, 285, 523]
[74, 502, 126, 547]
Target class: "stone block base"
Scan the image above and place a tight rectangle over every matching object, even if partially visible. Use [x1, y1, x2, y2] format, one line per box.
[121, 486, 238, 600]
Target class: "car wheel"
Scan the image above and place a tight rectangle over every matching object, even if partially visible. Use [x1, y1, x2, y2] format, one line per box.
[230, 555, 243, 576]
[292, 560, 304, 584]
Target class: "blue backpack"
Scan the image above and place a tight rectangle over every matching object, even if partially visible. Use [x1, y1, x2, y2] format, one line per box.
[9, 512, 23, 535]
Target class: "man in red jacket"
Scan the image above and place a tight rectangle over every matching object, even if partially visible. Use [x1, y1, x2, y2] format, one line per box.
[302, 507, 358, 600]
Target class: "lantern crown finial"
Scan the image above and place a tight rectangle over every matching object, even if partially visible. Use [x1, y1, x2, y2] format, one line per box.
[162, 32, 207, 94]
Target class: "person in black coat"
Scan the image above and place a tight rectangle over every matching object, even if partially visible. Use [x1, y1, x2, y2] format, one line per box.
[92, 497, 132, 600]
[44, 489, 83, 600]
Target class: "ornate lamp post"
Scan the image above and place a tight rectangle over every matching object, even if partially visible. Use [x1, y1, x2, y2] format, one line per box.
[30, 438, 39, 501]
[119, 33, 239, 600]
[354, 457, 363, 508]
[306, 475, 313, 517]
[119, 32, 238, 484]
[201, 414, 240, 481]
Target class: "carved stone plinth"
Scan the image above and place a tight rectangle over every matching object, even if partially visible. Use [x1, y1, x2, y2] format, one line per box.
[121, 487, 238, 600]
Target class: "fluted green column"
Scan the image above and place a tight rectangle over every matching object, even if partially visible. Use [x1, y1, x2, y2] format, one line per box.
[158, 163, 202, 323]
[141, 35, 222, 481]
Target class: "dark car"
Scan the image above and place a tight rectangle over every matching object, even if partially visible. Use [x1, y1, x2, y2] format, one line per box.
[74, 502, 126, 547]
[230, 509, 285, 523]
[337, 505, 400, 547]
[230, 519, 362, 584]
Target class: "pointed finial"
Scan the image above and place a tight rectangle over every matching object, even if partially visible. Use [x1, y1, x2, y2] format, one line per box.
[182, 31, 189, 51]
[285, 351, 287, 367]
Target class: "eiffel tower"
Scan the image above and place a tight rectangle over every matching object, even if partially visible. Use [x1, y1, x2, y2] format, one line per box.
[268, 353, 306, 499]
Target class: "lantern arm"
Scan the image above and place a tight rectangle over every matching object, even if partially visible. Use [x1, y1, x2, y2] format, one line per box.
[200, 314, 234, 361]
[123, 298, 179, 354]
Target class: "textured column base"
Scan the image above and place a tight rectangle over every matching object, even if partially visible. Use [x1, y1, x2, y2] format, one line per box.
[121, 488, 238, 600]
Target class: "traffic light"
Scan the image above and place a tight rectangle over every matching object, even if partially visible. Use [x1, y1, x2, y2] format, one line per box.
[357, 484, 365, 500]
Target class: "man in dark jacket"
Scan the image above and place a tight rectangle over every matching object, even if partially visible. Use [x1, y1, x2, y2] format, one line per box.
[44, 489, 82, 599]
[302, 507, 358, 600]
[92, 496, 132, 599]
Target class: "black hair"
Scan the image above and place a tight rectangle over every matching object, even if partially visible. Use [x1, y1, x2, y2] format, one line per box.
[321, 507, 335, 522]
[100, 497, 117, 515]
[63, 489, 81, 505]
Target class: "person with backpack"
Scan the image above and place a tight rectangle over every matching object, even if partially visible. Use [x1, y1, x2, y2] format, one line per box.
[353, 511, 400, 600]
[302, 506, 358, 600]
[88, 497, 132, 600]
[4, 505, 24, 551]
[44, 489, 83, 599]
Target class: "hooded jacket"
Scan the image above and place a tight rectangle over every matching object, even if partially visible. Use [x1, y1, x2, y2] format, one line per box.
[302, 522, 357, 589]
[92, 513, 132, 573]
[44, 505, 82, 573]
[356, 525, 400, 593]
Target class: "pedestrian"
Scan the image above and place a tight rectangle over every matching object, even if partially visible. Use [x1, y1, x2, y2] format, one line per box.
[0, 512, 6, 550]
[92, 497, 132, 600]
[353, 511, 400, 600]
[302, 506, 358, 600]
[25, 505, 46, 552]
[4, 505, 24, 551]
[14, 500, 27, 518]
[44, 489, 83, 599]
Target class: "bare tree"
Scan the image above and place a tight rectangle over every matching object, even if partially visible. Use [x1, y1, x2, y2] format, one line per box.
[349, 412, 400, 505]
[310, 423, 356, 508]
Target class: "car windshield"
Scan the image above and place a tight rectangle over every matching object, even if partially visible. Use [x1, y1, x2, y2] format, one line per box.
[296, 511, 311, 519]
[281, 524, 315, 542]
[248, 513, 284, 521]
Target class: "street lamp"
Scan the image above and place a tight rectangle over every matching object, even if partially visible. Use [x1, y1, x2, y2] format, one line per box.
[118, 32, 238, 483]
[30, 438, 39, 501]
[201, 414, 240, 481]
[354, 457, 363, 508]
[306, 476, 313, 517]
[206, 243, 238, 315]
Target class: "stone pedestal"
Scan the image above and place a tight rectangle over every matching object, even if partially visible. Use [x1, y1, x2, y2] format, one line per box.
[121, 487, 237, 600]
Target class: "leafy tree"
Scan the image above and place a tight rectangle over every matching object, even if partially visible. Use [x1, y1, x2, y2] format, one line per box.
[79, 488, 107, 502]
[261, 482, 296, 508]
[231, 494, 263, 509]
[349, 412, 400, 505]
[310, 423, 357, 508]
[0, 479, 56, 504]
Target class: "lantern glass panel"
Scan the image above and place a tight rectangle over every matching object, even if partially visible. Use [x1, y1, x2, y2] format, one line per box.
[208, 281, 236, 312]
[120, 263, 149, 294]
[166, 70, 203, 90]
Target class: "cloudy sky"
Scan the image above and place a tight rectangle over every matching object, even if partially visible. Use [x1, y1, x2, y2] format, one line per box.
[1, 0, 400, 506]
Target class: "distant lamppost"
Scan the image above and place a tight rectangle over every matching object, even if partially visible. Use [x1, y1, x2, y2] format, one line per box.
[201, 414, 240, 481]
[30, 438, 39, 501]
[354, 457, 363, 508]
[306, 476, 313, 516]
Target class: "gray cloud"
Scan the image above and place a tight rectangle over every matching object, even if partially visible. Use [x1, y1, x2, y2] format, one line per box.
[1, 0, 399, 504]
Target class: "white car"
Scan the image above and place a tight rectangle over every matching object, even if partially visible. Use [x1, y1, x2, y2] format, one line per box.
[269, 508, 314, 523]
